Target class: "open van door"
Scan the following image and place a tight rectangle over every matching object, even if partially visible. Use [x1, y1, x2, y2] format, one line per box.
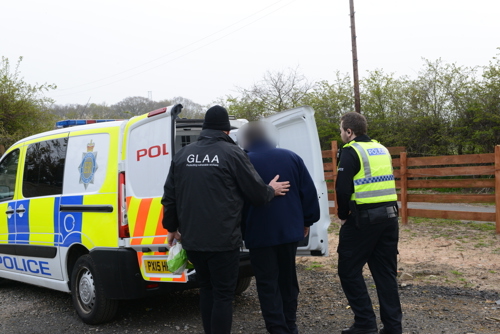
[123, 104, 188, 283]
[264, 106, 329, 256]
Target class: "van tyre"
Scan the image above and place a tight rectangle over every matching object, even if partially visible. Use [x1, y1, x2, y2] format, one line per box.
[234, 276, 252, 295]
[71, 254, 118, 324]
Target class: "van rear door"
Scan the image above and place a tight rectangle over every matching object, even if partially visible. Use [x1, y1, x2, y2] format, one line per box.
[123, 104, 187, 282]
[265, 106, 330, 256]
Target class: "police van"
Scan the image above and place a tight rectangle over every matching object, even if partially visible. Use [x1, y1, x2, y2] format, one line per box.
[0, 104, 330, 324]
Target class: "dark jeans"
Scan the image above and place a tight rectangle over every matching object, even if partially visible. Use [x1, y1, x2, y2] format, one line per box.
[249, 242, 299, 334]
[186, 248, 240, 334]
[337, 207, 402, 333]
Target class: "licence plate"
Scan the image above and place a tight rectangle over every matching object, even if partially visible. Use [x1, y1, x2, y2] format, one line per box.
[144, 259, 169, 274]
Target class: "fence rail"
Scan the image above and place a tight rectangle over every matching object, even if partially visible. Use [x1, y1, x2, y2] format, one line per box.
[322, 142, 500, 234]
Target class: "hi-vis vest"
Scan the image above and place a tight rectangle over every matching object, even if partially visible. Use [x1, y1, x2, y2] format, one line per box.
[344, 140, 397, 204]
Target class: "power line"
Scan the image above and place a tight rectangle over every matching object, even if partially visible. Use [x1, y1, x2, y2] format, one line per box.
[53, 1, 297, 99]
[54, 0, 295, 97]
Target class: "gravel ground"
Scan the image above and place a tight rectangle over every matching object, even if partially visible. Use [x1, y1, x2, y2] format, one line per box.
[1, 265, 499, 334]
[1, 218, 500, 334]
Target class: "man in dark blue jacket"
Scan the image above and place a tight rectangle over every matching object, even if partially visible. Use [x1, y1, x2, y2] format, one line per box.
[240, 121, 320, 334]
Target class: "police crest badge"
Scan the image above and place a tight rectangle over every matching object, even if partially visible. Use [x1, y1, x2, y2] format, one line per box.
[78, 140, 98, 189]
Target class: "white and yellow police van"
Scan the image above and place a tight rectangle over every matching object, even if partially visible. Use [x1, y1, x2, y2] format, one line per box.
[0, 104, 330, 324]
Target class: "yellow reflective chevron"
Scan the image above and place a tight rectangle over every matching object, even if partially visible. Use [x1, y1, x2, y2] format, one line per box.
[344, 140, 397, 204]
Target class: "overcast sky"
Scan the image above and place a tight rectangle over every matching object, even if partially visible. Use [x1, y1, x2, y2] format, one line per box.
[1, 0, 499, 107]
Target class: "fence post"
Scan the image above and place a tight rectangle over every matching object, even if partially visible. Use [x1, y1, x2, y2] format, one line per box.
[400, 151, 408, 225]
[495, 146, 500, 234]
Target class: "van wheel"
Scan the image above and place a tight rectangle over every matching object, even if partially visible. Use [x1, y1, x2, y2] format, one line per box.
[71, 254, 118, 324]
[234, 276, 252, 295]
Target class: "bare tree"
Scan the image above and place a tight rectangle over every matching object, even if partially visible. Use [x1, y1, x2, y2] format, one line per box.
[226, 67, 316, 120]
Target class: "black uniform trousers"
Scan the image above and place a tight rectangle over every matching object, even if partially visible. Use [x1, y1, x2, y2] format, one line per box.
[186, 248, 240, 334]
[337, 207, 402, 334]
[249, 241, 300, 334]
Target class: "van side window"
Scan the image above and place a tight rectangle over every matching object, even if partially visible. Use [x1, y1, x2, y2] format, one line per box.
[23, 138, 68, 198]
[0, 149, 20, 201]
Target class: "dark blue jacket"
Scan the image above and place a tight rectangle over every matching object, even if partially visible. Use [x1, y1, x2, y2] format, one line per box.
[242, 140, 320, 249]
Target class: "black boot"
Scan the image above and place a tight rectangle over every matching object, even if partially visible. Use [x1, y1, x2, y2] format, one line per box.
[341, 324, 378, 334]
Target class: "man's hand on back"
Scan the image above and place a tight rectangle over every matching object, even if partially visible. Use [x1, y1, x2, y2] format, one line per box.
[269, 174, 290, 196]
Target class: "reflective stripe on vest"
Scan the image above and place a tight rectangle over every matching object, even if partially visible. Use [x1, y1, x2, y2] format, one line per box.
[346, 141, 397, 204]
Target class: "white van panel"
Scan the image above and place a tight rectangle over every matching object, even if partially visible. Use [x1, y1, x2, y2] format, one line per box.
[0, 255, 64, 282]
[127, 116, 172, 198]
[63, 134, 111, 195]
[0, 265, 70, 292]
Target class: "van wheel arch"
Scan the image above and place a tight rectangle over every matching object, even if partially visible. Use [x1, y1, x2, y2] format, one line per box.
[66, 244, 89, 291]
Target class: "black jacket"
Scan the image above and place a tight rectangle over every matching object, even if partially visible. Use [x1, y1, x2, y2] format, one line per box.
[161, 129, 275, 251]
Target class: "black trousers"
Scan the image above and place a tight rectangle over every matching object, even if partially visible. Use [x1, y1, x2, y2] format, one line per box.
[337, 208, 402, 334]
[249, 241, 299, 334]
[186, 248, 240, 334]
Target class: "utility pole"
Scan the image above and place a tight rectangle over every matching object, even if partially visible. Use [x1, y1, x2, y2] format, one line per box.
[349, 0, 361, 113]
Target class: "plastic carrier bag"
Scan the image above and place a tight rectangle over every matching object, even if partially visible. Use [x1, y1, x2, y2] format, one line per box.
[167, 242, 188, 275]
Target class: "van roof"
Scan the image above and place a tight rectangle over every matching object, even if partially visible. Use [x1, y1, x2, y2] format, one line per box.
[55, 119, 124, 128]
[10, 120, 126, 148]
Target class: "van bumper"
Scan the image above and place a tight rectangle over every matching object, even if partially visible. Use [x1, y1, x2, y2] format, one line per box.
[90, 249, 254, 300]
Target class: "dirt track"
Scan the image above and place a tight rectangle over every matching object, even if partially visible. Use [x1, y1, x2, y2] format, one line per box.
[1, 217, 500, 334]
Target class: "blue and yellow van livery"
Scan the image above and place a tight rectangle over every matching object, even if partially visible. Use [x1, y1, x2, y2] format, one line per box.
[0, 105, 190, 324]
[0, 104, 331, 325]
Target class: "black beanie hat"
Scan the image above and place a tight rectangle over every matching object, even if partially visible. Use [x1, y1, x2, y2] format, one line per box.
[202, 105, 231, 131]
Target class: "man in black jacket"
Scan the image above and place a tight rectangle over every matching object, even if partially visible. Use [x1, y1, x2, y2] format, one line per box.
[162, 105, 289, 334]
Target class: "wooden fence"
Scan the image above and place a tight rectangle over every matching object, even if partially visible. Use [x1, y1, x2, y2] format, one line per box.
[322, 142, 500, 234]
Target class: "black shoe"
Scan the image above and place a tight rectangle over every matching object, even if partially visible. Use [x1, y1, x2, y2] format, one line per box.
[341, 325, 378, 334]
[379, 328, 401, 334]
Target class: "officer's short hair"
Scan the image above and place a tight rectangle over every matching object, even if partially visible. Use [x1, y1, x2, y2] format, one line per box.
[340, 112, 367, 136]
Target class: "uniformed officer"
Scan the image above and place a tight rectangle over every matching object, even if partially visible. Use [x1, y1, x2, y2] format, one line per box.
[335, 112, 402, 334]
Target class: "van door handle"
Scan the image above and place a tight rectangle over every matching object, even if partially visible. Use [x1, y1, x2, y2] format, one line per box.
[5, 205, 15, 219]
[15, 204, 26, 217]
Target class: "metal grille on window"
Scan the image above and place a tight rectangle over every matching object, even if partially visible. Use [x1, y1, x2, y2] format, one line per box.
[181, 136, 191, 147]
